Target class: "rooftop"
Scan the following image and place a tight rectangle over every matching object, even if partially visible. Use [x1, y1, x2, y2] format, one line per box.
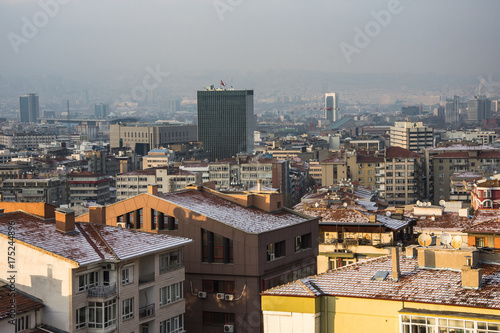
[157, 190, 313, 234]
[0, 283, 44, 319]
[466, 209, 500, 234]
[385, 146, 422, 158]
[0, 211, 191, 266]
[262, 254, 500, 310]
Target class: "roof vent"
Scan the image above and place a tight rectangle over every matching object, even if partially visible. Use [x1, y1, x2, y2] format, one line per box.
[372, 270, 389, 281]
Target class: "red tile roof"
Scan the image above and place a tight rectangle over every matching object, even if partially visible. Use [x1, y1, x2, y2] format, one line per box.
[357, 155, 384, 163]
[262, 254, 500, 310]
[0, 285, 43, 319]
[465, 209, 500, 234]
[385, 147, 422, 158]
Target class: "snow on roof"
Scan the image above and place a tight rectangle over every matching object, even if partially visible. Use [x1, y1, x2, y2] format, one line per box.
[430, 144, 495, 151]
[262, 255, 500, 310]
[466, 209, 500, 234]
[0, 211, 191, 266]
[157, 190, 313, 234]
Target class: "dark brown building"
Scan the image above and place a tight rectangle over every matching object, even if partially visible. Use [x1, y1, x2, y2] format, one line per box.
[77, 185, 319, 333]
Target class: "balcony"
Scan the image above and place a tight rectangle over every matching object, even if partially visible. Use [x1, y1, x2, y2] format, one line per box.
[139, 304, 155, 319]
[87, 283, 116, 298]
[139, 272, 155, 285]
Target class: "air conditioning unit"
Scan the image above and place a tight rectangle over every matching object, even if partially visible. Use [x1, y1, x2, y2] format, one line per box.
[268, 253, 275, 261]
[224, 324, 234, 332]
[224, 294, 234, 301]
[116, 222, 126, 228]
[198, 291, 207, 299]
[102, 263, 116, 270]
[216, 293, 225, 300]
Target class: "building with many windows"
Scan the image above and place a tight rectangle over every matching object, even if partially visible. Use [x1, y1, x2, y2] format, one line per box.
[19, 93, 39, 123]
[197, 86, 255, 161]
[1, 178, 65, 205]
[67, 171, 112, 205]
[76, 185, 319, 333]
[262, 246, 500, 333]
[0, 205, 192, 333]
[390, 121, 434, 153]
[0, 132, 57, 150]
[110, 123, 197, 155]
[325, 92, 339, 122]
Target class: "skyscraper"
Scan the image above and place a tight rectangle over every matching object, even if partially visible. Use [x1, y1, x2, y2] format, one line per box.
[468, 95, 491, 123]
[325, 92, 339, 122]
[445, 95, 460, 125]
[197, 86, 254, 161]
[19, 93, 39, 123]
[94, 103, 109, 118]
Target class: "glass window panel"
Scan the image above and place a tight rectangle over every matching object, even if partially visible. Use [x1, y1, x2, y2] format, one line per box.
[448, 320, 464, 328]
[465, 321, 474, 328]
[488, 323, 500, 330]
[478, 322, 487, 329]
[428, 318, 436, 325]
[413, 317, 426, 324]
[439, 319, 448, 326]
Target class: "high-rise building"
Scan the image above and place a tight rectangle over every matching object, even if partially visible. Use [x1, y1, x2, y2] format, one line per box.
[19, 93, 39, 123]
[468, 95, 491, 123]
[94, 103, 109, 117]
[325, 92, 339, 122]
[401, 105, 421, 116]
[390, 121, 434, 153]
[197, 86, 254, 161]
[445, 96, 460, 125]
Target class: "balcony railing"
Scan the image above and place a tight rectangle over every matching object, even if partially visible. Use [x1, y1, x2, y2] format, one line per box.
[139, 272, 155, 284]
[139, 304, 155, 319]
[87, 283, 116, 298]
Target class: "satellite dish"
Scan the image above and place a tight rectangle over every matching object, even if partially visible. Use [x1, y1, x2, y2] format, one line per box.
[416, 200, 421, 206]
[418, 233, 432, 247]
[439, 200, 446, 207]
[343, 202, 348, 208]
[451, 235, 463, 249]
[386, 211, 392, 217]
[440, 232, 452, 247]
[314, 202, 319, 208]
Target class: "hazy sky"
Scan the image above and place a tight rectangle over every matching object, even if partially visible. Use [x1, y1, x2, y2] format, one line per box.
[1, 0, 499, 77]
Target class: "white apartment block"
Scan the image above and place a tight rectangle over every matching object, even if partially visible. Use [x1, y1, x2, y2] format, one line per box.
[390, 121, 433, 153]
[0, 206, 191, 333]
[0, 132, 57, 150]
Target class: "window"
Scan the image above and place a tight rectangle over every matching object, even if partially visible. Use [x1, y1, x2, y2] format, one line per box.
[476, 237, 486, 248]
[88, 300, 116, 329]
[201, 229, 233, 264]
[159, 282, 183, 306]
[267, 241, 286, 261]
[295, 233, 312, 252]
[203, 312, 234, 326]
[16, 314, 29, 332]
[76, 307, 86, 329]
[78, 271, 99, 292]
[202, 280, 235, 293]
[122, 298, 134, 320]
[122, 266, 133, 285]
[400, 314, 500, 333]
[160, 314, 184, 333]
[484, 190, 492, 198]
[160, 249, 183, 273]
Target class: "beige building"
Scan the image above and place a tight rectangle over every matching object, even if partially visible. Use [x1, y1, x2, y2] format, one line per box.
[142, 148, 175, 169]
[321, 155, 348, 187]
[116, 167, 200, 201]
[390, 121, 433, 152]
[110, 123, 197, 154]
[384, 147, 424, 205]
[0, 205, 191, 333]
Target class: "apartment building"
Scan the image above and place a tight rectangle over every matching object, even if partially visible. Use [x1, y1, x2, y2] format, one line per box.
[471, 175, 500, 210]
[67, 171, 112, 205]
[142, 148, 175, 169]
[425, 144, 500, 204]
[262, 246, 500, 333]
[345, 139, 382, 152]
[116, 167, 200, 201]
[321, 155, 348, 187]
[384, 147, 424, 205]
[0, 132, 56, 150]
[347, 153, 385, 196]
[390, 121, 434, 153]
[76, 185, 319, 333]
[0, 205, 192, 333]
[1, 178, 65, 205]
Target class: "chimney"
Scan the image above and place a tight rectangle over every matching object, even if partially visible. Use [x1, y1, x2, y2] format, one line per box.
[391, 247, 401, 281]
[369, 215, 376, 223]
[89, 205, 106, 225]
[257, 179, 262, 192]
[148, 184, 158, 196]
[461, 264, 482, 289]
[405, 245, 418, 259]
[55, 208, 75, 234]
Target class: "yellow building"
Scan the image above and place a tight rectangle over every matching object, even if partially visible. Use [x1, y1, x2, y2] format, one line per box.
[321, 156, 348, 187]
[262, 246, 500, 333]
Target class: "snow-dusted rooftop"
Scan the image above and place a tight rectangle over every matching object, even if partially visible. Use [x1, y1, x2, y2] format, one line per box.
[263, 254, 500, 310]
[157, 190, 314, 234]
[0, 211, 191, 266]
